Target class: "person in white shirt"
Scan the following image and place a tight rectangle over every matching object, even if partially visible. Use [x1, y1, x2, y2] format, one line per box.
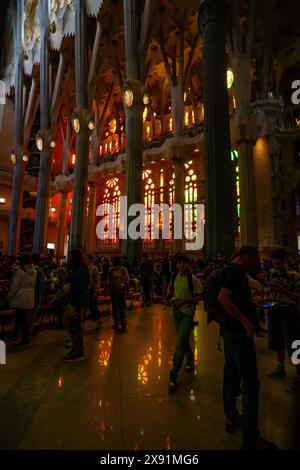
[7, 253, 37, 348]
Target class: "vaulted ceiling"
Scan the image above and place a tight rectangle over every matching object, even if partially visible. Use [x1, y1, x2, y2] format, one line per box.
[1, 0, 300, 133]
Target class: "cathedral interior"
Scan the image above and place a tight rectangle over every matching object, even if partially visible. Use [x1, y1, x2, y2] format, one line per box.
[0, 0, 300, 259]
[0, 0, 300, 458]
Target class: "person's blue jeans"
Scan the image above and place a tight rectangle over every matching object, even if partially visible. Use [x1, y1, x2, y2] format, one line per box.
[169, 308, 194, 381]
[111, 292, 126, 326]
[221, 327, 260, 442]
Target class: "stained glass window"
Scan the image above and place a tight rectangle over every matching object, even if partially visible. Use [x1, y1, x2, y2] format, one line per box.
[184, 161, 197, 239]
[144, 173, 155, 240]
[101, 179, 120, 242]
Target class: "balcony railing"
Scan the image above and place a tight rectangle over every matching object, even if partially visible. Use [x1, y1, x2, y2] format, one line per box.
[98, 124, 204, 165]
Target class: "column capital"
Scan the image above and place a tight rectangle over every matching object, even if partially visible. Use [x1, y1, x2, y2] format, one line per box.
[122, 80, 144, 109]
[10, 145, 29, 166]
[232, 108, 265, 144]
[36, 129, 57, 151]
[199, 0, 229, 33]
[71, 108, 95, 133]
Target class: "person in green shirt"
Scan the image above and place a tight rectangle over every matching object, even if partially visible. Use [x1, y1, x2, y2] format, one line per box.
[167, 255, 202, 392]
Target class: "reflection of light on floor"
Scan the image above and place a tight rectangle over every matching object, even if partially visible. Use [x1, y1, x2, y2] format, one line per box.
[98, 336, 113, 366]
[138, 346, 153, 384]
[140, 429, 144, 436]
[56, 375, 63, 389]
[158, 339, 162, 367]
[166, 435, 171, 450]
[189, 389, 196, 401]
[193, 327, 198, 367]
[138, 363, 148, 384]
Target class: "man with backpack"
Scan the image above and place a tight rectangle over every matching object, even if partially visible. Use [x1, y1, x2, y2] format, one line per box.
[211, 246, 277, 450]
[108, 256, 130, 331]
[167, 255, 202, 392]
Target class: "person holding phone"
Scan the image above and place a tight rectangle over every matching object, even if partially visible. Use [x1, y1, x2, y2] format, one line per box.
[265, 250, 300, 393]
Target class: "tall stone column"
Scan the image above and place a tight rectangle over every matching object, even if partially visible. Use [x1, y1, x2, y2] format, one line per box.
[122, 0, 144, 261]
[56, 190, 68, 258]
[173, 157, 184, 253]
[237, 123, 258, 248]
[229, 0, 258, 247]
[234, 58, 259, 247]
[56, 111, 71, 259]
[33, 0, 53, 254]
[252, 100, 285, 250]
[8, 0, 25, 256]
[69, 0, 90, 253]
[200, 0, 235, 260]
[170, 86, 184, 138]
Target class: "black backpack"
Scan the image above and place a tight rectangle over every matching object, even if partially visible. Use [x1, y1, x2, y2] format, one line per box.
[203, 266, 230, 325]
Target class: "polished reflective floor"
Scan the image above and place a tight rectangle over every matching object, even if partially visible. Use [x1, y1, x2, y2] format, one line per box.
[0, 303, 298, 450]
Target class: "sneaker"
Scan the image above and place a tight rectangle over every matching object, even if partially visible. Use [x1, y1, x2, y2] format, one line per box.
[241, 436, 278, 450]
[268, 364, 286, 379]
[226, 414, 242, 434]
[63, 353, 85, 363]
[184, 364, 194, 373]
[168, 380, 177, 392]
[13, 339, 30, 349]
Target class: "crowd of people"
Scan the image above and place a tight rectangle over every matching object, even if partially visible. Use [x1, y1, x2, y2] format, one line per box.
[1, 246, 300, 449]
